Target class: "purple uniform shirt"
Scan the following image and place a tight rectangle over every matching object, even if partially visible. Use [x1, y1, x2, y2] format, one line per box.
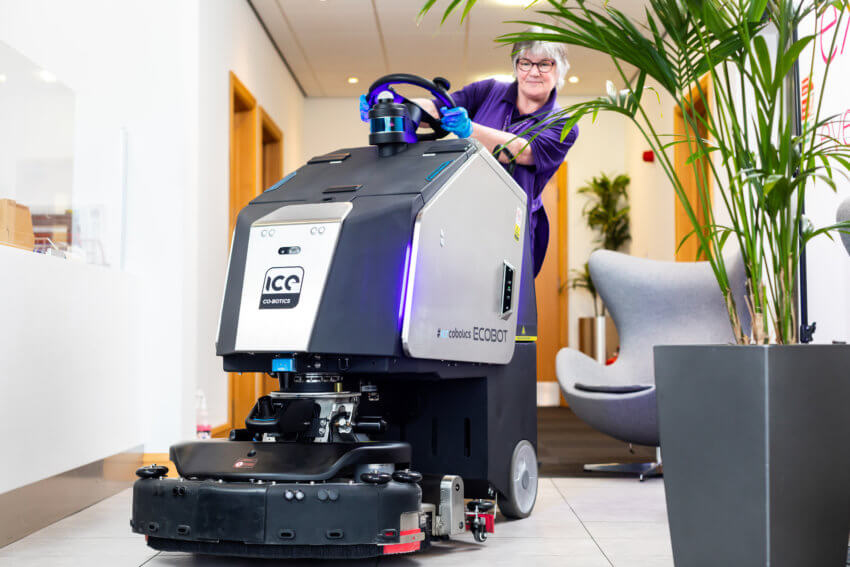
[445, 79, 578, 275]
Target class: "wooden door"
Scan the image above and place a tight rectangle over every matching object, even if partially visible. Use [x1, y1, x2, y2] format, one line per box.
[674, 75, 712, 262]
[227, 72, 262, 431]
[535, 163, 569, 402]
[257, 107, 283, 398]
[260, 107, 283, 191]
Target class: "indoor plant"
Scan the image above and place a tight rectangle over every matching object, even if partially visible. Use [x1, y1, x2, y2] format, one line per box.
[422, 1, 850, 564]
[570, 172, 630, 361]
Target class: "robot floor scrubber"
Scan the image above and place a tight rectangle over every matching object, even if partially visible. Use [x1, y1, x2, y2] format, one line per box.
[132, 74, 539, 559]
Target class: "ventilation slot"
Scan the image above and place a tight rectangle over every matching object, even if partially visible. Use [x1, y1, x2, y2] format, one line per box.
[431, 418, 438, 456]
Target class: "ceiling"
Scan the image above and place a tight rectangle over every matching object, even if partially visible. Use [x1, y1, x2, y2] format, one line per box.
[249, 0, 648, 98]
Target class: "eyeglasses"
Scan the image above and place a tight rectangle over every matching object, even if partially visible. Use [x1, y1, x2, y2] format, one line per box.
[516, 58, 555, 73]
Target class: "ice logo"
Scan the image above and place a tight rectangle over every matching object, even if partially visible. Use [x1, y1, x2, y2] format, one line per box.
[259, 267, 304, 309]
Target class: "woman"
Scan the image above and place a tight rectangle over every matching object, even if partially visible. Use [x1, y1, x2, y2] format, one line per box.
[361, 29, 578, 276]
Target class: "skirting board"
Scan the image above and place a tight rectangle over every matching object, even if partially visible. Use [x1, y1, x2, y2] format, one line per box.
[0, 445, 142, 547]
[537, 381, 562, 407]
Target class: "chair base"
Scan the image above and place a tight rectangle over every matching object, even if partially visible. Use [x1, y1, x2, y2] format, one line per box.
[583, 462, 662, 481]
[584, 447, 662, 482]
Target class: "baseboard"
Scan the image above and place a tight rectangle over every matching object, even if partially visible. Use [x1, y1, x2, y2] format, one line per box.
[0, 445, 142, 547]
[537, 381, 562, 407]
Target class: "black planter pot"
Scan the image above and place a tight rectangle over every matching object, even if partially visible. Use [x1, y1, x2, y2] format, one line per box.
[655, 344, 850, 567]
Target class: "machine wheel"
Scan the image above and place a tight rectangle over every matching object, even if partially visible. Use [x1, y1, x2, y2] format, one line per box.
[497, 440, 538, 519]
[136, 465, 168, 479]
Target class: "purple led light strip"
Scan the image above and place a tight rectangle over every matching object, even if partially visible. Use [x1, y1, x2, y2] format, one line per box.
[398, 243, 412, 324]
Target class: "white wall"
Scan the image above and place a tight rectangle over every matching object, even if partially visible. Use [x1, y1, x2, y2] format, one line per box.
[0, 248, 138, 493]
[301, 97, 369, 161]
[0, 0, 307, 488]
[0, 0, 200, 490]
[194, 0, 306, 432]
[622, 78, 677, 262]
[802, 7, 850, 344]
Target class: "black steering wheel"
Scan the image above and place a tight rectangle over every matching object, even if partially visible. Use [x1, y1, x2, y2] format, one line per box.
[366, 73, 456, 141]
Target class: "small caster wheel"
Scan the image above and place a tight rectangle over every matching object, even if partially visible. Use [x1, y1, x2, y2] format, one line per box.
[392, 470, 422, 483]
[466, 500, 495, 513]
[472, 520, 487, 543]
[136, 465, 168, 479]
[360, 472, 392, 484]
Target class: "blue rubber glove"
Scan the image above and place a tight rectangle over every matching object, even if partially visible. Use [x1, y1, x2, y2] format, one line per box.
[359, 95, 370, 122]
[440, 106, 473, 138]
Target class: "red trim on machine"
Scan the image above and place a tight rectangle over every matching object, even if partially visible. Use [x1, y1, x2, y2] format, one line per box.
[381, 529, 423, 555]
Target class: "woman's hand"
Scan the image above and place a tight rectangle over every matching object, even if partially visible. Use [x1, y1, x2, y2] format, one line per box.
[439, 106, 473, 138]
[359, 95, 370, 122]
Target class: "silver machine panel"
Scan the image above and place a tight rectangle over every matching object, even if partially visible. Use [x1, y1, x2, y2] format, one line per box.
[233, 202, 352, 352]
[402, 146, 528, 364]
[437, 475, 466, 536]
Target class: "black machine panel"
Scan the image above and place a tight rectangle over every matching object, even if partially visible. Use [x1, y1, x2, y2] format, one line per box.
[170, 440, 412, 482]
[256, 141, 473, 203]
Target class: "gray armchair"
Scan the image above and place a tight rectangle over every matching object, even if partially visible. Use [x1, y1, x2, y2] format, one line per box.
[555, 250, 749, 477]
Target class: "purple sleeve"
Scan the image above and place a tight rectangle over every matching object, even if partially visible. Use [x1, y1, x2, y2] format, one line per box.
[434, 79, 495, 117]
[526, 115, 578, 188]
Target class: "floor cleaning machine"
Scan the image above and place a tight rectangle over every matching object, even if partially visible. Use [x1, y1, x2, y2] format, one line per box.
[131, 74, 539, 559]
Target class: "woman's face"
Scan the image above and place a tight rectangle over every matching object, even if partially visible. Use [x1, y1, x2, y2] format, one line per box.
[515, 51, 558, 100]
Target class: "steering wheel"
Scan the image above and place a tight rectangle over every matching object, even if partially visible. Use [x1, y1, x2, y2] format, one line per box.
[366, 73, 456, 141]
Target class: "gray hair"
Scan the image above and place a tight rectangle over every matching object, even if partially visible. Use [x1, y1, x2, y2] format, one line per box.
[511, 26, 570, 90]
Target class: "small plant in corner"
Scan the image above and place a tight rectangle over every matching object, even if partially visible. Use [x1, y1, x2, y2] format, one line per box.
[568, 172, 631, 315]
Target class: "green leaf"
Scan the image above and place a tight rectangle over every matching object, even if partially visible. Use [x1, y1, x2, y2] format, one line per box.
[747, 0, 769, 22]
[630, 71, 647, 115]
[418, 0, 439, 21]
[777, 35, 814, 83]
[460, 0, 477, 23]
[752, 35, 773, 87]
[676, 228, 698, 253]
[701, 2, 728, 35]
[560, 111, 584, 142]
[802, 220, 850, 246]
[440, 0, 464, 24]
[763, 175, 792, 218]
[685, 145, 719, 165]
[717, 228, 733, 252]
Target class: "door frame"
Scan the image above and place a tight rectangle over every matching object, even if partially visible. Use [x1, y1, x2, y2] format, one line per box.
[673, 74, 713, 262]
[216, 72, 285, 436]
[533, 162, 569, 404]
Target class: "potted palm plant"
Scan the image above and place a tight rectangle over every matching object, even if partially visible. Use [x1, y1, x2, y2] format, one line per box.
[571, 172, 630, 362]
[423, 1, 850, 564]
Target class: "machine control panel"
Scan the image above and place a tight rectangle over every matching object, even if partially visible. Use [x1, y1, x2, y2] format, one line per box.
[500, 261, 515, 319]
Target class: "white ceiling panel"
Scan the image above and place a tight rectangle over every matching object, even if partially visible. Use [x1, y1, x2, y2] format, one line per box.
[373, 0, 468, 86]
[251, 0, 323, 95]
[278, 0, 387, 94]
[251, 0, 651, 97]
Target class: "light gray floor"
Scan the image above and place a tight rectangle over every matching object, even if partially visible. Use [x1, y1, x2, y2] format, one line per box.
[0, 477, 673, 567]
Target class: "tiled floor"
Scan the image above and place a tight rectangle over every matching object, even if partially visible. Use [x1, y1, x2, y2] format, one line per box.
[0, 477, 673, 567]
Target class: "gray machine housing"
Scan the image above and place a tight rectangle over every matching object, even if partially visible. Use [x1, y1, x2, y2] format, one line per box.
[216, 138, 537, 366]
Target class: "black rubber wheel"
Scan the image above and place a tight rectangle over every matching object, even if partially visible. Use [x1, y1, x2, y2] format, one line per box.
[497, 440, 538, 519]
[136, 465, 168, 479]
[391, 470, 422, 484]
[466, 500, 495, 513]
[360, 472, 392, 485]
